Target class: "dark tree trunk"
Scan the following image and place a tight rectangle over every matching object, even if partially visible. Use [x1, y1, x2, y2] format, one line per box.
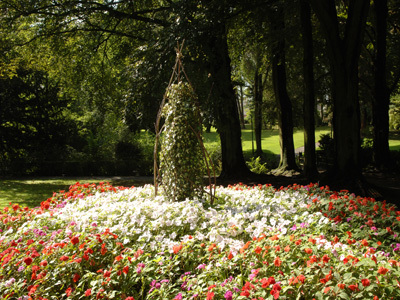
[271, 7, 298, 171]
[372, 0, 391, 169]
[309, 0, 370, 185]
[205, 22, 250, 178]
[300, 0, 318, 179]
[254, 69, 263, 157]
[238, 85, 246, 129]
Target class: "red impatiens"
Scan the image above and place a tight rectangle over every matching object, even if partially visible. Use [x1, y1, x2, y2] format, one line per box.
[24, 257, 33, 265]
[361, 278, 370, 287]
[71, 236, 79, 245]
[377, 266, 389, 275]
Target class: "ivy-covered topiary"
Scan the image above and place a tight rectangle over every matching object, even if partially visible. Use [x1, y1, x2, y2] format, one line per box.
[159, 81, 205, 201]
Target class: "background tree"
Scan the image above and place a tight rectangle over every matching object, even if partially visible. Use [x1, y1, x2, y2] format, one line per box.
[308, 0, 370, 186]
[300, 0, 318, 178]
[269, 3, 298, 172]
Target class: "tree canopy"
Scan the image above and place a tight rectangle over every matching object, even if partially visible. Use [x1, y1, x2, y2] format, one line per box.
[1, 0, 400, 184]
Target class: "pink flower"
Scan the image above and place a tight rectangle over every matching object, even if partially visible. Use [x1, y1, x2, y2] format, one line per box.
[224, 290, 233, 300]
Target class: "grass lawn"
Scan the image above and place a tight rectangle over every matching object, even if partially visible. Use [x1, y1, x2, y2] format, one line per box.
[204, 127, 333, 155]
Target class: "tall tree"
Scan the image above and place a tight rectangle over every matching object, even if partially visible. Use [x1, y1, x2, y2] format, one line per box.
[300, 0, 318, 178]
[270, 4, 298, 172]
[201, 20, 250, 178]
[371, 0, 390, 169]
[308, 0, 370, 185]
[254, 64, 264, 157]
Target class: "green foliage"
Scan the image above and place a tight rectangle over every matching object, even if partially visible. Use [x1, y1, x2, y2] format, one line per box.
[160, 82, 206, 201]
[204, 143, 222, 176]
[0, 67, 74, 175]
[389, 94, 400, 130]
[317, 133, 335, 168]
[246, 156, 270, 174]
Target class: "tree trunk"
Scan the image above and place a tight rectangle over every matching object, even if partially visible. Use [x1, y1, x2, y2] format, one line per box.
[372, 0, 391, 169]
[300, 0, 318, 179]
[254, 68, 263, 157]
[309, 0, 370, 185]
[270, 7, 298, 171]
[205, 22, 250, 178]
[238, 85, 246, 129]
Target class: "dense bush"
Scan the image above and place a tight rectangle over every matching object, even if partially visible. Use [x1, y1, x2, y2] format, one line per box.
[159, 82, 206, 201]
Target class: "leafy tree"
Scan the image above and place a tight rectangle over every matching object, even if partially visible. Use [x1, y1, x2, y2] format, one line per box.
[0, 67, 74, 175]
[1, 0, 254, 178]
[308, 0, 370, 185]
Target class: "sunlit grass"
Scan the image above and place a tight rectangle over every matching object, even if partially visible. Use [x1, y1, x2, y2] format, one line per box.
[204, 126, 332, 155]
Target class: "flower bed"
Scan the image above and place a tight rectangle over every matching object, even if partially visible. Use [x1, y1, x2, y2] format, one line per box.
[0, 182, 399, 299]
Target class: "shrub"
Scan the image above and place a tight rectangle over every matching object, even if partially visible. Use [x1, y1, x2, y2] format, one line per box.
[159, 82, 206, 201]
[246, 156, 270, 174]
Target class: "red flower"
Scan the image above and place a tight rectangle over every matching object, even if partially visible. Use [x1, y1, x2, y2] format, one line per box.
[323, 287, 331, 294]
[65, 287, 73, 297]
[240, 290, 250, 297]
[322, 255, 330, 263]
[304, 248, 313, 254]
[206, 291, 214, 300]
[24, 257, 33, 265]
[123, 266, 129, 274]
[114, 255, 123, 262]
[173, 244, 183, 254]
[270, 283, 281, 300]
[337, 283, 345, 289]
[60, 255, 69, 261]
[361, 278, 370, 287]
[297, 274, 306, 284]
[377, 266, 389, 275]
[71, 236, 79, 245]
[274, 257, 282, 267]
[254, 246, 262, 254]
[84, 289, 92, 296]
[125, 298, 134, 300]
[261, 276, 275, 288]
[101, 244, 107, 255]
[73, 273, 80, 283]
[289, 276, 298, 285]
[348, 284, 359, 291]
[104, 270, 111, 278]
